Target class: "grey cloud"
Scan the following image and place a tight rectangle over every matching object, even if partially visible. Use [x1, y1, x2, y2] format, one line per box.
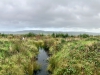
[0, 0, 100, 31]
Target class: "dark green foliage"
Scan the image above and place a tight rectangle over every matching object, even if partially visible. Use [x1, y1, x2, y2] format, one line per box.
[0, 33, 7, 37]
[25, 32, 36, 37]
[51, 33, 56, 38]
[39, 33, 44, 36]
[79, 34, 89, 38]
[52, 33, 69, 38]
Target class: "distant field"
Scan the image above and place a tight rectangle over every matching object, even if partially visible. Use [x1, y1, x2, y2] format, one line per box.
[1, 30, 100, 35]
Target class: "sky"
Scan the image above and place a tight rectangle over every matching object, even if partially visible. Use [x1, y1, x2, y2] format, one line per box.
[0, 0, 100, 32]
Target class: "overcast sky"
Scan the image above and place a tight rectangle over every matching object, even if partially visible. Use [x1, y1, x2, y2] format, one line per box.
[0, 0, 100, 32]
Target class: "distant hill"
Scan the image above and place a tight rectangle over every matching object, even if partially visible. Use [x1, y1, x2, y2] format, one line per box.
[0, 30, 100, 35]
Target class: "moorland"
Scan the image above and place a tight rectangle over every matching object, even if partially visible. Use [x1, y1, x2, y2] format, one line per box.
[0, 33, 100, 75]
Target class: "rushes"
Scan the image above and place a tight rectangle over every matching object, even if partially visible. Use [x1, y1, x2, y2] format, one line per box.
[0, 34, 100, 75]
[48, 39, 100, 75]
[0, 38, 40, 75]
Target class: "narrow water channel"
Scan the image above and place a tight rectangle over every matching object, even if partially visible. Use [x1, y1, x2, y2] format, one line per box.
[34, 48, 49, 75]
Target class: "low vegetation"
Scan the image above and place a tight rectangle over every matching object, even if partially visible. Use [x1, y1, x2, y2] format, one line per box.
[0, 33, 100, 75]
[0, 37, 40, 75]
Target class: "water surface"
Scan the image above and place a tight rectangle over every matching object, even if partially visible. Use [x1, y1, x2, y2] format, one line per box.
[34, 48, 49, 75]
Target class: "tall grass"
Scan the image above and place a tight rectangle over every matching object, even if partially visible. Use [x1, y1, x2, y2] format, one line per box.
[0, 38, 40, 75]
[0, 34, 100, 75]
[48, 38, 100, 75]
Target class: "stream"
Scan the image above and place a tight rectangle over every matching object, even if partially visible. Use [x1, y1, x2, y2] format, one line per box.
[34, 48, 49, 75]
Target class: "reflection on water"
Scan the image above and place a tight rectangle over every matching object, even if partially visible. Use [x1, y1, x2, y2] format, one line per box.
[34, 48, 49, 75]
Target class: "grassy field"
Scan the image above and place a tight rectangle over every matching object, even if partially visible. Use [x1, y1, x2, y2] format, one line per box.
[0, 33, 100, 75]
[0, 37, 40, 75]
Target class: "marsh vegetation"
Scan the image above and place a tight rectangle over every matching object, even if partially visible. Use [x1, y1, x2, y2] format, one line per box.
[0, 33, 100, 75]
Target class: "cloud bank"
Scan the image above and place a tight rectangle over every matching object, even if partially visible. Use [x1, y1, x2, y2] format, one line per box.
[0, 0, 100, 32]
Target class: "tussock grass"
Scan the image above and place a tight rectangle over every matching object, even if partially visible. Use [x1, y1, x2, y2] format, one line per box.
[0, 37, 40, 75]
[0, 34, 100, 75]
[48, 38, 100, 75]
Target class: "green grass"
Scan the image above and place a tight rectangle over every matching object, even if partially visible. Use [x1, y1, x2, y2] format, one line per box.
[48, 37, 100, 75]
[0, 38, 40, 75]
[0, 34, 100, 75]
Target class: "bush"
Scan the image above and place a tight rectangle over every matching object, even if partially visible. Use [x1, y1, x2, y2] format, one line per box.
[79, 34, 89, 38]
[25, 32, 36, 37]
